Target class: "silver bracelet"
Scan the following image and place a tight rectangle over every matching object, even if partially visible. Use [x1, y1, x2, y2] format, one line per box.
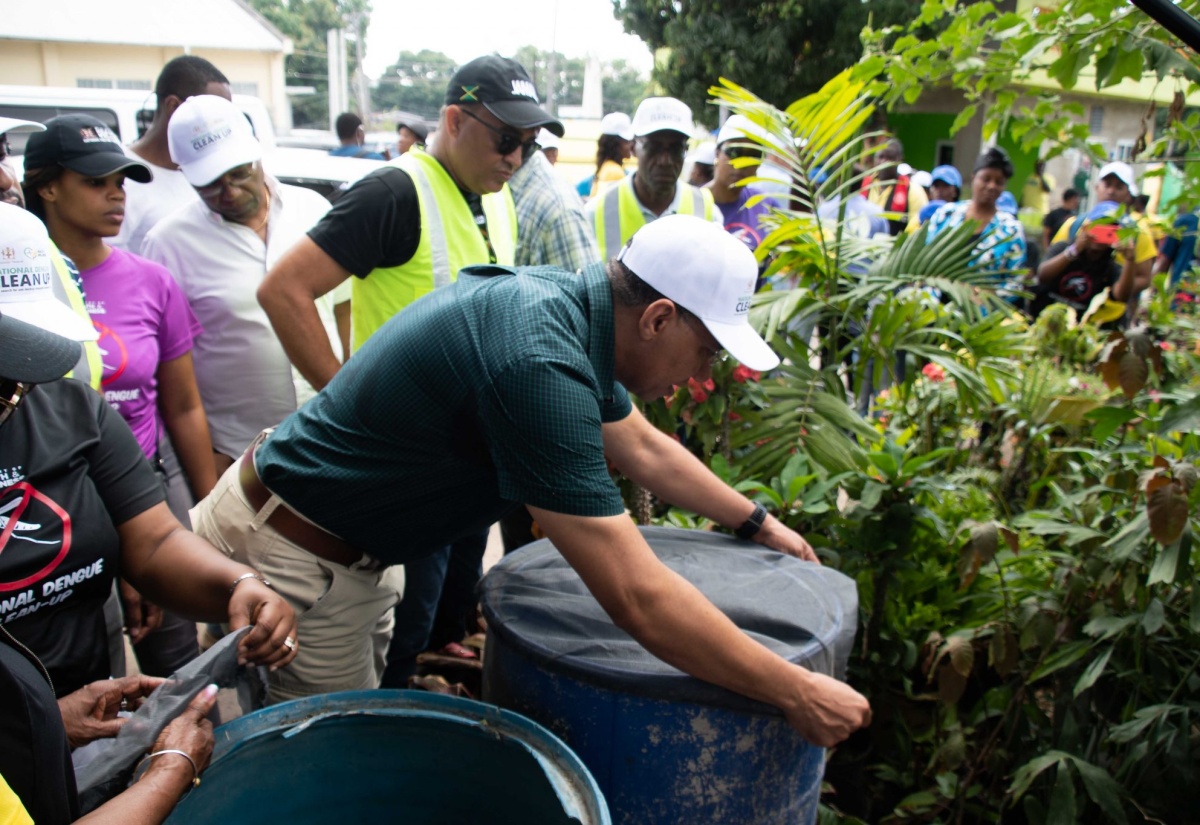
[135, 748, 201, 788]
[229, 572, 272, 596]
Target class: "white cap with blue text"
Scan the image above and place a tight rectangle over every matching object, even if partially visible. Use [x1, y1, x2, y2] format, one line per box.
[617, 215, 779, 371]
[631, 97, 694, 138]
[168, 95, 262, 187]
[0, 202, 98, 342]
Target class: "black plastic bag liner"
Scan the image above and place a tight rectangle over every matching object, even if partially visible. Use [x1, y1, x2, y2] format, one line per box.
[75, 626, 267, 812]
[480, 525, 859, 715]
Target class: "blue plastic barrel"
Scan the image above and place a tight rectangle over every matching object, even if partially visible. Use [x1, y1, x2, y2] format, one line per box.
[165, 689, 610, 825]
[480, 525, 859, 825]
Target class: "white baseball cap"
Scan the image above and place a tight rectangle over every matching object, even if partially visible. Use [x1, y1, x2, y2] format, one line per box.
[0, 203, 98, 342]
[690, 142, 716, 166]
[1098, 161, 1138, 195]
[631, 97, 693, 138]
[536, 128, 560, 151]
[599, 112, 634, 141]
[617, 215, 779, 371]
[168, 95, 262, 187]
[715, 114, 787, 154]
[0, 117, 45, 137]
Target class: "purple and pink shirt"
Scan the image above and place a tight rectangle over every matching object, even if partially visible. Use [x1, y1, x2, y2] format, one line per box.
[717, 184, 775, 254]
[79, 247, 202, 458]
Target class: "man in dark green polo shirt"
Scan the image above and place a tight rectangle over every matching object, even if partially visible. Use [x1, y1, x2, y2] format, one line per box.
[191, 215, 871, 746]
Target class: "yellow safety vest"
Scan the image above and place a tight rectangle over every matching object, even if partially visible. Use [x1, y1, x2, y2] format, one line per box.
[593, 177, 716, 261]
[48, 246, 102, 390]
[350, 148, 517, 351]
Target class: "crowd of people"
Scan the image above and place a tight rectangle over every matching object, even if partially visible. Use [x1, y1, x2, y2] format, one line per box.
[0, 53, 878, 823]
[3, 41, 1191, 821]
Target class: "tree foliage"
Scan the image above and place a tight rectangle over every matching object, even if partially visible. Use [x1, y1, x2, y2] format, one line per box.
[611, 0, 921, 126]
[855, 0, 1200, 199]
[371, 49, 457, 120]
[245, 0, 370, 128]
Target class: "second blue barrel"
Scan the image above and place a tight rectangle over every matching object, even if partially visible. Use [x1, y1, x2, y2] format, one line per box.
[480, 525, 859, 825]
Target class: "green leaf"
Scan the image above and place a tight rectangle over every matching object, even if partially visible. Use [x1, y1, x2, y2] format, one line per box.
[1192, 585, 1200, 633]
[1159, 393, 1200, 434]
[1073, 646, 1113, 698]
[1085, 406, 1138, 443]
[1028, 641, 1092, 683]
[1046, 762, 1077, 825]
[1101, 511, 1150, 562]
[1147, 531, 1189, 585]
[1067, 756, 1127, 825]
[1142, 598, 1165, 635]
[1010, 751, 1068, 802]
[1082, 615, 1137, 641]
[868, 450, 899, 480]
[709, 452, 731, 484]
[1107, 46, 1144, 87]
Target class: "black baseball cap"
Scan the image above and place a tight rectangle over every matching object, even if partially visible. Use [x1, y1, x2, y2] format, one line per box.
[0, 310, 81, 384]
[24, 115, 152, 183]
[444, 56, 564, 137]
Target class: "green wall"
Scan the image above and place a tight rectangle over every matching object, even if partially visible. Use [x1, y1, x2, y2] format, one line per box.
[886, 112, 958, 175]
[996, 128, 1040, 198]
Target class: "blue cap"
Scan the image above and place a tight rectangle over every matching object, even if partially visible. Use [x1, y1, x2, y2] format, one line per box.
[1086, 200, 1121, 221]
[919, 200, 947, 224]
[930, 165, 962, 188]
[997, 191, 1018, 214]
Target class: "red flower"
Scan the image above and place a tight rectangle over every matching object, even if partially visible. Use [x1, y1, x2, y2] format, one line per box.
[922, 363, 946, 383]
[703, 377, 715, 391]
[1159, 341, 1175, 352]
[729, 411, 742, 422]
[687, 377, 709, 403]
[732, 365, 761, 383]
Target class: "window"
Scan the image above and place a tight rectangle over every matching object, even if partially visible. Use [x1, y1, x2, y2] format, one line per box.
[1089, 106, 1105, 135]
[77, 79, 114, 89]
[231, 82, 259, 96]
[0, 105, 123, 153]
[116, 79, 152, 91]
[1114, 140, 1134, 162]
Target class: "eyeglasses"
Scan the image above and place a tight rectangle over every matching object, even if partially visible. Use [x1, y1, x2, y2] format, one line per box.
[194, 162, 258, 198]
[0, 380, 32, 427]
[681, 313, 727, 368]
[459, 108, 537, 162]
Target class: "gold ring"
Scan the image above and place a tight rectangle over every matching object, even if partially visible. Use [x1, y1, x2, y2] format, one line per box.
[283, 637, 296, 651]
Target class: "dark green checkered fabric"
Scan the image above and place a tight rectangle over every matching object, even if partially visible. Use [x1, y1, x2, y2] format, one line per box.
[256, 262, 632, 564]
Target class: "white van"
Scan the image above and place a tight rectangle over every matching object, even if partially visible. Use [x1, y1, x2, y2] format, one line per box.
[0, 85, 382, 202]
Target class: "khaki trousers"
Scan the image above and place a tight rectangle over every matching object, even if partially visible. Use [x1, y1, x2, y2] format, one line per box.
[191, 461, 404, 704]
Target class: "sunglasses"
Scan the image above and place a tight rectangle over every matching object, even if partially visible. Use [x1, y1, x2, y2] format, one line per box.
[0, 380, 32, 427]
[723, 145, 763, 162]
[459, 108, 537, 162]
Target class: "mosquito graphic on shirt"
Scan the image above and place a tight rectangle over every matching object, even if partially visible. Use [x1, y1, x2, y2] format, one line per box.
[0, 497, 58, 544]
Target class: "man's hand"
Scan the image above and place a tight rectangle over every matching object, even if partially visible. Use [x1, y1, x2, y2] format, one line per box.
[58, 675, 165, 748]
[784, 668, 872, 747]
[120, 579, 163, 644]
[754, 516, 819, 564]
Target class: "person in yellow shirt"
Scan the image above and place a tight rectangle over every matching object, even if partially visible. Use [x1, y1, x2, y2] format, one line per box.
[864, 139, 928, 236]
[1021, 160, 1056, 216]
[1050, 162, 1155, 288]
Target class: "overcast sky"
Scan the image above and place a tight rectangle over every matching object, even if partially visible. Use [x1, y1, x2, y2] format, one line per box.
[363, 0, 654, 79]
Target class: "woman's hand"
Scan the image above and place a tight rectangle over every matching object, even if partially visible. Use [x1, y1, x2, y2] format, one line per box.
[141, 684, 218, 792]
[119, 579, 163, 645]
[227, 578, 299, 671]
[57, 675, 165, 748]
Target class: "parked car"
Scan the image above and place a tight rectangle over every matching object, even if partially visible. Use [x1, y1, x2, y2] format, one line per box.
[0, 85, 383, 202]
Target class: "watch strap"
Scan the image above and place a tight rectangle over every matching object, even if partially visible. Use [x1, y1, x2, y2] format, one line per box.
[734, 502, 768, 540]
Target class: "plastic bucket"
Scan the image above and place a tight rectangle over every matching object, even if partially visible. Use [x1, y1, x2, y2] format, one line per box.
[480, 526, 860, 825]
[165, 689, 610, 825]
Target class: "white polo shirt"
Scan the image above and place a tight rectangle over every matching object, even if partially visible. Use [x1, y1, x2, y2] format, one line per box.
[110, 158, 199, 256]
[141, 176, 346, 457]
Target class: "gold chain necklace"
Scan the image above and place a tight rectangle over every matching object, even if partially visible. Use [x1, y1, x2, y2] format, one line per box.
[249, 189, 272, 234]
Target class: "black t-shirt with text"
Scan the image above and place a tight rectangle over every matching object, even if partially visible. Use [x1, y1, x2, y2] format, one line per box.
[0, 379, 163, 695]
[1037, 241, 1121, 314]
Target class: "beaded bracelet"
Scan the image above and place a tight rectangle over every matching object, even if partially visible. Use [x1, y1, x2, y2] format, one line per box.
[229, 572, 272, 596]
[134, 748, 201, 789]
